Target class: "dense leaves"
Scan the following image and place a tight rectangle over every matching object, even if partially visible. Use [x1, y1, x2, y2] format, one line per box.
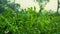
[0, 0, 60, 34]
[0, 7, 60, 34]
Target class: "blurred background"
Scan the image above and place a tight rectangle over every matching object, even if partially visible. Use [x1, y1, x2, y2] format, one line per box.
[15, 0, 57, 12]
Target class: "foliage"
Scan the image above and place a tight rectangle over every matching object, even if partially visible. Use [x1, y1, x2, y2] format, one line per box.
[36, 0, 49, 3]
[0, 0, 60, 34]
[0, 0, 8, 5]
[36, 0, 49, 12]
[0, 0, 20, 13]
[0, 7, 60, 34]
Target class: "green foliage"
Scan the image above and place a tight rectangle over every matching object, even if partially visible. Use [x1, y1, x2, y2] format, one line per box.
[7, 3, 20, 12]
[0, 0, 60, 34]
[0, 0, 20, 13]
[0, 7, 60, 34]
